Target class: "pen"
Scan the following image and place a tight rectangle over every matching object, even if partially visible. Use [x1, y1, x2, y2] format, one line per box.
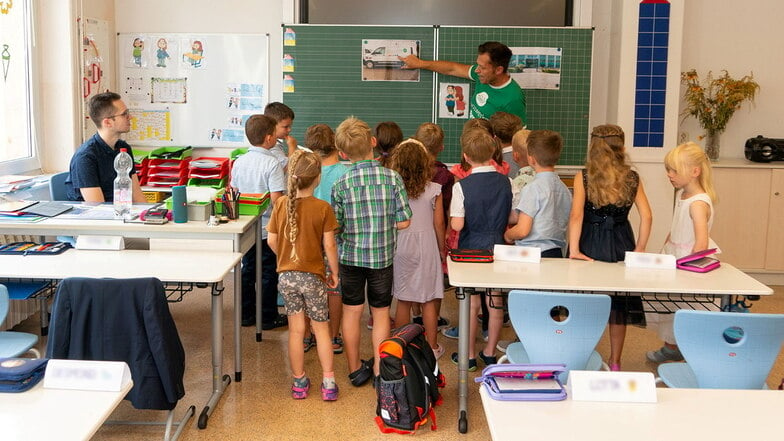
[35, 243, 54, 251]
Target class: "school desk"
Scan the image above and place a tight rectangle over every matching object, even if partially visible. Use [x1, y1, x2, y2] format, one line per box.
[0, 211, 261, 382]
[447, 258, 773, 433]
[0, 249, 242, 430]
[479, 384, 784, 441]
[0, 368, 134, 441]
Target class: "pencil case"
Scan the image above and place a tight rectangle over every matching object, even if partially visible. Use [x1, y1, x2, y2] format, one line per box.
[0, 241, 72, 256]
[450, 248, 493, 263]
[475, 363, 567, 401]
[0, 358, 49, 393]
[676, 248, 720, 273]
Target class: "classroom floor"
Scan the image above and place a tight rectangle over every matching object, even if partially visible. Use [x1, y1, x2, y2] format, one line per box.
[16, 281, 784, 440]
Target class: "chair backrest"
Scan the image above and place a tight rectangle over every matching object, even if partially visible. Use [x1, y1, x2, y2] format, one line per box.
[674, 310, 784, 389]
[508, 290, 610, 379]
[49, 171, 69, 201]
[0, 284, 8, 324]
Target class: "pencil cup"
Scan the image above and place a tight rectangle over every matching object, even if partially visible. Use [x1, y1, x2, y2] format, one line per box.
[226, 200, 239, 220]
[171, 185, 188, 223]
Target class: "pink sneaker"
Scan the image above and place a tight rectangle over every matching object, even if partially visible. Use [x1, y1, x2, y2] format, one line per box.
[321, 382, 339, 401]
[291, 377, 310, 399]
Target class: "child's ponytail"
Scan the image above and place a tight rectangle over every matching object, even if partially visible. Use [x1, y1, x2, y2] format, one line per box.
[665, 142, 717, 203]
[285, 150, 322, 262]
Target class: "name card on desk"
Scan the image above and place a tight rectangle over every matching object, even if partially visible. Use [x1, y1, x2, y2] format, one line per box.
[569, 370, 657, 403]
[43, 359, 132, 392]
[624, 251, 675, 269]
[75, 235, 125, 251]
[494, 244, 541, 263]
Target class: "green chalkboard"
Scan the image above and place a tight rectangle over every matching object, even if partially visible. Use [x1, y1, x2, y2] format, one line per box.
[436, 27, 593, 164]
[282, 25, 592, 165]
[282, 25, 435, 150]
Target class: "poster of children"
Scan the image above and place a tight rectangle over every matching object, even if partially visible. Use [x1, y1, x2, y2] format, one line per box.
[153, 37, 177, 68]
[124, 36, 148, 68]
[181, 38, 205, 68]
[438, 82, 469, 119]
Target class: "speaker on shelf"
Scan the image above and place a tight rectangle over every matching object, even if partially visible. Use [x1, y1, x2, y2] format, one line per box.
[745, 135, 784, 162]
[171, 185, 188, 223]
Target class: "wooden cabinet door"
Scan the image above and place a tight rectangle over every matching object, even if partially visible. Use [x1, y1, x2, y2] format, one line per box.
[765, 169, 784, 270]
[711, 168, 771, 270]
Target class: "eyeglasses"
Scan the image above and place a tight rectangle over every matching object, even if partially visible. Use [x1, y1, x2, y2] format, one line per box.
[107, 109, 130, 119]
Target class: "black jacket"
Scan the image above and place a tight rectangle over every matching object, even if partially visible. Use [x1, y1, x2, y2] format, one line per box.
[46, 277, 185, 410]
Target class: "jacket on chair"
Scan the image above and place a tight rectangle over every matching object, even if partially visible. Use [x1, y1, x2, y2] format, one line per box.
[46, 277, 186, 410]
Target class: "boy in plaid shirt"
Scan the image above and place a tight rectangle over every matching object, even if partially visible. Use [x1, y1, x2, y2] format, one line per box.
[332, 117, 411, 386]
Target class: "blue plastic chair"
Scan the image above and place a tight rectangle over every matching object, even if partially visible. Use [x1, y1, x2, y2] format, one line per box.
[48, 171, 69, 201]
[0, 284, 41, 358]
[658, 310, 784, 389]
[501, 290, 611, 382]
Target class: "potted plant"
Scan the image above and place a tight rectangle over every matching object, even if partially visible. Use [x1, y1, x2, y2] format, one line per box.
[681, 69, 760, 161]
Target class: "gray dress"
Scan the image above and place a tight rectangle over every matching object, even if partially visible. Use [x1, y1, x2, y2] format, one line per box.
[393, 182, 443, 302]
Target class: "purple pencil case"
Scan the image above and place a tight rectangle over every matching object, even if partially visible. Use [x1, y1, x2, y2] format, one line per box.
[475, 363, 567, 401]
[676, 248, 720, 273]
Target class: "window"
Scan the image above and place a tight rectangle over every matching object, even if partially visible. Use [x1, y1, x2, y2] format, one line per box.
[0, 0, 38, 174]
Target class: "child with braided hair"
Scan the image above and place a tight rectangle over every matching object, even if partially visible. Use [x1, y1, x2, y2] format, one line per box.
[267, 149, 341, 400]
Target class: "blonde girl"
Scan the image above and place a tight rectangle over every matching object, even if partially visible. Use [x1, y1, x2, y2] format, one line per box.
[267, 150, 340, 400]
[647, 141, 718, 363]
[389, 139, 446, 358]
[569, 124, 652, 371]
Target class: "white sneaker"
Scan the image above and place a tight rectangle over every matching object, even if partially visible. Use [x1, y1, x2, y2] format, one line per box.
[432, 344, 445, 360]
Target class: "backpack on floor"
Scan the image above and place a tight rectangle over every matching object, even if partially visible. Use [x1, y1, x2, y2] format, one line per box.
[375, 323, 445, 434]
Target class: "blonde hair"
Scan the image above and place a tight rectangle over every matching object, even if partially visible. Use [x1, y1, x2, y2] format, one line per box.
[414, 122, 444, 157]
[335, 116, 373, 159]
[285, 149, 322, 262]
[585, 124, 636, 207]
[664, 142, 717, 202]
[459, 118, 497, 171]
[389, 139, 433, 199]
[461, 128, 496, 164]
[511, 129, 531, 160]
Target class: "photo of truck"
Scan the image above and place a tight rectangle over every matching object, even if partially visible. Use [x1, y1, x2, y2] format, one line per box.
[362, 39, 419, 69]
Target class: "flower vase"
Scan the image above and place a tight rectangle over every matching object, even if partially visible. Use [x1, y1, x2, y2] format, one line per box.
[704, 131, 721, 161]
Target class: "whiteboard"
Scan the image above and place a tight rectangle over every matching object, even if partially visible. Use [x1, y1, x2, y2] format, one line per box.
[117, 33, 268, 148]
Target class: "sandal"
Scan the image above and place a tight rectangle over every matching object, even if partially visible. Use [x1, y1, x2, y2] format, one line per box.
[332, 336, 344, 354]
[303, 335, 316, 352]
[291, 377, 310, 399]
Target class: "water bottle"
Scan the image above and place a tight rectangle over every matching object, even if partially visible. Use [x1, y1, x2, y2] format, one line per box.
[113, 147, 133, 219]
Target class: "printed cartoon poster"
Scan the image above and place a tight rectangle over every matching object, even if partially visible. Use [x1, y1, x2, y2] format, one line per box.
[124, 35, 149, 68]
[149, 36, 178, 69]
[181, 37, 206, 69]
[508, 47, 562, 90]
[284, 28, 296, 46]
[283, 75, 295, 93]
[283, 54, 295, 72]
[438, 82, 469, 119]
[361, 39, 420, 82]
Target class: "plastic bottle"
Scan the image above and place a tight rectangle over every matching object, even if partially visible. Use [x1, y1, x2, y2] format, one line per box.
[113, 148, 133, 219]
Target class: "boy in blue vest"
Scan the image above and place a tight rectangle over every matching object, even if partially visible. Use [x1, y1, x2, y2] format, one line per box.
[332, 117, 412, 386]
[503, 130, 571, 257]
[449, 128, 512, 370]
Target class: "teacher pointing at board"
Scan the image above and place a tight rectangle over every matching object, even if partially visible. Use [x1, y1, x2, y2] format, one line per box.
[399, 41, 526, 124]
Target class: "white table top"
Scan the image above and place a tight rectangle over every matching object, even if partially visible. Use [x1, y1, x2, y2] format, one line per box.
[479, 385, 784, 441]
[448, 258, 773, 296]
[0, 249, 242, 284]
[0, 377, 133, 441]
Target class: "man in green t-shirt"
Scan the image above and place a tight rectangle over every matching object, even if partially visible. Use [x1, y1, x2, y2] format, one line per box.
[399, 41, 526, 124]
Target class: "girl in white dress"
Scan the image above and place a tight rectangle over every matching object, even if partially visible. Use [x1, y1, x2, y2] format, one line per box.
[647, 142, 719, 363]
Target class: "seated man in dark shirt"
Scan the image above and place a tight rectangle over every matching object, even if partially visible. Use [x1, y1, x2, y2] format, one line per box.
[64, 91, 146, 202]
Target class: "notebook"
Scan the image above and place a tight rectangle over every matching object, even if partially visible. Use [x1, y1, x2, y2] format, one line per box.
[22, 201, 74, 217]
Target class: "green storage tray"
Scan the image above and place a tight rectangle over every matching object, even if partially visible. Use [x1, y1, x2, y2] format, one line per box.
[187, 176, 228, 189]
[230, 147, 248, 161]
[215, 192, 269, 216]
[149, 146, 193, 160]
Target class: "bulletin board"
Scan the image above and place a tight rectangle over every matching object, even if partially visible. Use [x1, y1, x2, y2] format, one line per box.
[282, 25, 592, 165]
[117, 33, 268, 148]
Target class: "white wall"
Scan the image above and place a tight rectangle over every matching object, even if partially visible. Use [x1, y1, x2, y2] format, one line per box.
[679, 1, 783, 159]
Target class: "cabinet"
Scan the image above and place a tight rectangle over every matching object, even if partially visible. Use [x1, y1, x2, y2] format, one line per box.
[711, 161, 784, 272]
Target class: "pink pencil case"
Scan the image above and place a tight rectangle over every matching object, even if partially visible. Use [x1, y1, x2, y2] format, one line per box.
[676, 248, 720, 273]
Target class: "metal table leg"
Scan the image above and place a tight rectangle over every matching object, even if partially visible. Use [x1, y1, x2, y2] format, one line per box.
[457, 286, 470, 433]
[198, 281, 231, 429]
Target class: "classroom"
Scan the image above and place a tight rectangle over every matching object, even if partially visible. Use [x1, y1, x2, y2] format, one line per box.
[1, 1, 784, 440]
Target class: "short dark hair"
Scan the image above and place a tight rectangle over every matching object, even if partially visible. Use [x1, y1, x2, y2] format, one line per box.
[88, 92, 122, 128]
[245, 114, 277, 146]
[305, 123, 336, 157]
[264, 102, 295, 122]
[478, 41, 512, 72]
[526, 130, 563, 167]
